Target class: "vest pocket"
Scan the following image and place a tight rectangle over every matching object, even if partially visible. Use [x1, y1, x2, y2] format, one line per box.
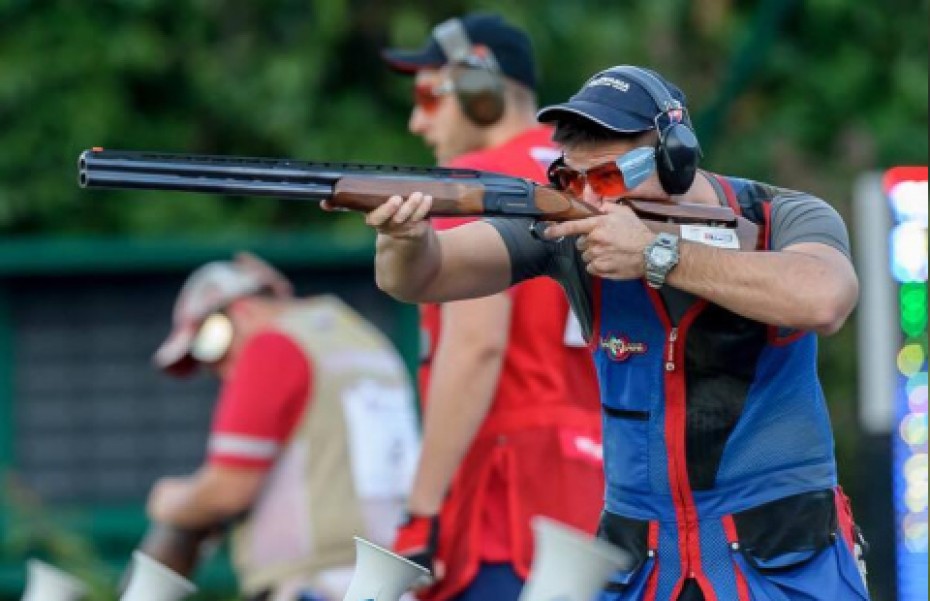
[729, 540, 869, 601]
[724, 489, 871, 601]
[602, 406, 650, 493]
[597, 511, 657, 600]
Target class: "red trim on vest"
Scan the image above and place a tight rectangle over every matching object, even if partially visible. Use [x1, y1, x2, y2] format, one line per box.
[768, 327, 807, 346]
[758, 195, 773, 282]
[639, 523, 661, 600]
[645, 287, 717, 601]
[710, 173, 742, 215]
[761, 199, 772, 251]
[722, 515, 738, 543]
[648, 520, 660, 550]
[834, 486, 858, 553]
[643, 564, 660, 601]
[721, 515, 751, 601]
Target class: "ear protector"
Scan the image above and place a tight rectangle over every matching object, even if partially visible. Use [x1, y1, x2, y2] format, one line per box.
[190, 312, 234, 364]
[611, 66, 702, 195]
[432, 18, 505, 126]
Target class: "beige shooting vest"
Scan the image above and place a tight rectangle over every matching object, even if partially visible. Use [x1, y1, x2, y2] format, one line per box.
[231, 296, 420, 595]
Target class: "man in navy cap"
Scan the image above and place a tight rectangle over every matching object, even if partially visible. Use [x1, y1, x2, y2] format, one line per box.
[380, 13, 605, 601]
[363, 65, 871, 601]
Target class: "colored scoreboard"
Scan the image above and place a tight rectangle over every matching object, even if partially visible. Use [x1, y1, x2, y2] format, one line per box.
[885, 166, 928, 601]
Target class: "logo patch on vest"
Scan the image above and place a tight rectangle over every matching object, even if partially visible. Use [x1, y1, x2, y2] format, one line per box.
[599, 334, 648, 362]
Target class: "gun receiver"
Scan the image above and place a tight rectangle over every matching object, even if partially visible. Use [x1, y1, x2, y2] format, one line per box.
[78, 149, 761, 249]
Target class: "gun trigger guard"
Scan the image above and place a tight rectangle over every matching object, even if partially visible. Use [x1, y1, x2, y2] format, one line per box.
[529, 220, 564, 244]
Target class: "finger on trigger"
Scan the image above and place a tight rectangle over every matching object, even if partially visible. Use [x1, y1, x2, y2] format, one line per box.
[543, 223, 569, 239]
[544, 216, 598, 239]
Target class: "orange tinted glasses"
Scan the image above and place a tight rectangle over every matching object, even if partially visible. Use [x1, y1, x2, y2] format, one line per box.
[547, 147, 657, 198]
[549, 160, 630, 198]
[413, 81, 454, 113]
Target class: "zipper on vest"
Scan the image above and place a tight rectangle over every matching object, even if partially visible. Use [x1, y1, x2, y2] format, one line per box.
[642, 288, 710, 596]
[664, 320, 706, 596]
[665, 327, 678, 371]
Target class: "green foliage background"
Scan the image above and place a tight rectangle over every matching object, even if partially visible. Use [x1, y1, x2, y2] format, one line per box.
[2, 0, 926, 237]
[0, 0, 926, 599]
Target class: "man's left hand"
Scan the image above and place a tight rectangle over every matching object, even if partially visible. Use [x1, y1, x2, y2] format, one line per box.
[544, 203, 656, 280]
[146, 476, 193, 523]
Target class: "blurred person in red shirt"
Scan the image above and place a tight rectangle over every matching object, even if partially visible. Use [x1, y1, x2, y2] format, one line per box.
[380, 12, 604, 601]
[145, 252, 420, 601]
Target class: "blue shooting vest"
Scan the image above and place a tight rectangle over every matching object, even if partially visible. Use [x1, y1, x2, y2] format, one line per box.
[594, 176, 870, 601]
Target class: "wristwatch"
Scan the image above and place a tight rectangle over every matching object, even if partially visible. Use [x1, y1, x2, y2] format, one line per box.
[643, 233, 680, 289]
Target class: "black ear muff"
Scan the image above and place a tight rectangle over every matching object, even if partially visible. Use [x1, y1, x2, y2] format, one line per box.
[656, 122, 701, 195]
[454, 67, 505, 126]
[612, 66, 702, 195]
[432, 18, 506, 127]
[546, 155, 566, 188]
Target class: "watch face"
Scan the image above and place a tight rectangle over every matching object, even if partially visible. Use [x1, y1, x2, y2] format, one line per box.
[649, 246, 675, 267]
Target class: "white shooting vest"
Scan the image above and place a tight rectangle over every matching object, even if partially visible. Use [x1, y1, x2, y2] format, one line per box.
[231, 296, 420, 595]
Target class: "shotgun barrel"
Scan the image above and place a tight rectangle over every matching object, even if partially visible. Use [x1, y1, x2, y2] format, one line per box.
[78, 148, 761, 248]
[78, 148, 568, 218]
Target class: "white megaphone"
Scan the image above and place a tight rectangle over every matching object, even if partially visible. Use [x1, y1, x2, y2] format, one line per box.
[120, 551, 196, 601]
[343, 537, 431, 601]
[21, 559, 89, 601]
[518, 516, 631, 601]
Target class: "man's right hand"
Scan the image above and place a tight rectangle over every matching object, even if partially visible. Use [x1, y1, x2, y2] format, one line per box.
[393, 513, 443, 579]
[365, 192, 434, 239]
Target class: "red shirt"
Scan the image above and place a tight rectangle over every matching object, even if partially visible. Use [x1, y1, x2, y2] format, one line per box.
[207, 331, 312, 469]
[419, 127, 603, 594]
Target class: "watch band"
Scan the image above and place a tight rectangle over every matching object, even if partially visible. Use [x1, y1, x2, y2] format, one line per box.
[644, 233, 680, 289]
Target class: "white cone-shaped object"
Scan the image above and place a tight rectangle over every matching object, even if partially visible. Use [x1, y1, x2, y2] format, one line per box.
[518, 517, 631, 601]
[343, 537, 431, 601]
[120, 551, 196, 601]
[21, 559, 89, 601]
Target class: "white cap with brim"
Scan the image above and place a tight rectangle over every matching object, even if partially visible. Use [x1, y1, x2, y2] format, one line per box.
[153, 253, 293, 377]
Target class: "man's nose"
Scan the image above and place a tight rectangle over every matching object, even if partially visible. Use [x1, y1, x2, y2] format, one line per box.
[582, 182, 602, 206]
[409, 106, 429, 136]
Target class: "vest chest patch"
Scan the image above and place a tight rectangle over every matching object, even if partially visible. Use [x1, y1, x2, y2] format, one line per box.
[599, 333, 649, 362]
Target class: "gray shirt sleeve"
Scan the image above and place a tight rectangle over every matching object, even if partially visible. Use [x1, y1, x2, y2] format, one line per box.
[485, 217, 597, 340]
[483, 217, 562, 284]
[769, 189, 852, 259]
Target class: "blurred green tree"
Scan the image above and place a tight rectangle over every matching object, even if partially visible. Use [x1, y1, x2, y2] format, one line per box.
[0, 0, 925, 237]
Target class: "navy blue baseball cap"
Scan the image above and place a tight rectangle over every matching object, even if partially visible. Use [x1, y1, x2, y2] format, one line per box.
[382, 12, 537, 90]
[537, 65, 688, 133]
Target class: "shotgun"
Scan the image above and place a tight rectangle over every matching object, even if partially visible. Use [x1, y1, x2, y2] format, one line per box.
[78, 149, 761, 249]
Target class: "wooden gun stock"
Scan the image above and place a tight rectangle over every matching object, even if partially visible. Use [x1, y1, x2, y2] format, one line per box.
[332, 176, 761, 250]
[625, 199, 762, 250]
[333, 177, 487, 214]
